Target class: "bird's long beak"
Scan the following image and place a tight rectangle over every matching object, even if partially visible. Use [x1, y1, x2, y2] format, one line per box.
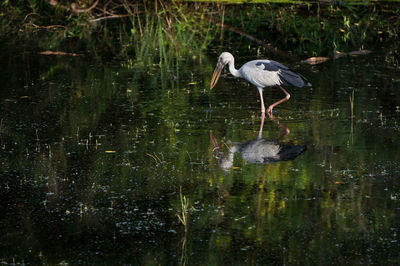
[210, 62, 224, 89]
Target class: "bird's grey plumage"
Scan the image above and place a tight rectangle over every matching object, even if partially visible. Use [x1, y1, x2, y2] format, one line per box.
[214, 139, 306, 168]
[238, 139, 306, 164]
[243, 60, 311, 88]
[210, 52, 312, 113]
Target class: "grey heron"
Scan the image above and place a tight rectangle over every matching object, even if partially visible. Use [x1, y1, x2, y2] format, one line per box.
[210, 52, 311, 114]
[210, 113, 306, 169]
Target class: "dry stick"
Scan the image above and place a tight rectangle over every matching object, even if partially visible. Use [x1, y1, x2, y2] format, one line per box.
[143, 0, 148, 18]
[122, 0, 134, 15]
[158, 0, 172, 29]
[134, 4, 143, 37]
[39, 51, 81, 56]
[94, 5, 116, 16]
[23, 12, 40, 22]
[219, 4, 225, 40]
[176, 2, 188, 22]
[104, 0, 113, 13]
[30, 23, 67, 30]
[89, 14, 130, 23]
[24, 13, 67, 32]
[110, 4, 127, 15]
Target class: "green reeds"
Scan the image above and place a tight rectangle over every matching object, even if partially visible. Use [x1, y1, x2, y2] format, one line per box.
[177, 186, 190, 232]
[124, 2, 215, 68]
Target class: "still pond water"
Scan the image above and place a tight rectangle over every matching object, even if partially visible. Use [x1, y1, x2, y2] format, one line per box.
[1, 42, 400, 264]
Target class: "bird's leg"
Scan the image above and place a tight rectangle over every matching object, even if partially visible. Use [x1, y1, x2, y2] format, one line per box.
[257, 87, 266, 114]
[267, 112, 290, 138]
[267, 86, 291, 114]
[257, 112, 266, 139]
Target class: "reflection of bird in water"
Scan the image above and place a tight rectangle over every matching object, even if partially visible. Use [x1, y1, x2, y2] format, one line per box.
[210, 52, 311, 114]
[211, 113, 306, 169]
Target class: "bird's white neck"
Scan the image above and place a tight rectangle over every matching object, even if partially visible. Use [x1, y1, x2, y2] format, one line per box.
[228, 60, 241, 78]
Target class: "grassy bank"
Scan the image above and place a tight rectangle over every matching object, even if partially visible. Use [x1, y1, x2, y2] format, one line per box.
[1, 1, 399, 63]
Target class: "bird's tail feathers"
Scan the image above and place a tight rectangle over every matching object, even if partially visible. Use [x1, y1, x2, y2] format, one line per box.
[279, 69, 311, 87]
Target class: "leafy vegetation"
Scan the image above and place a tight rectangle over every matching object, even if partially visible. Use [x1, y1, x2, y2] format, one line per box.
[1, 1, 399, 62]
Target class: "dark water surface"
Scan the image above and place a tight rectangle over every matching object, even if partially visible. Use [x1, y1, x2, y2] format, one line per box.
[1, 43, 400, 265]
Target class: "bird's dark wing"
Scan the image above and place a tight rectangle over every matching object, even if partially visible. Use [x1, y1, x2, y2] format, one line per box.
[276, 144, 306, 161]
[255, 60, 311, 87]
[255, 61, 283, 71]
[278, 69, 311, 87]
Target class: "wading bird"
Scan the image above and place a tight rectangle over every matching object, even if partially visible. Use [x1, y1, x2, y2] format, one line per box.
[210, 113, 306, 169]
[210, 52, 311, 114]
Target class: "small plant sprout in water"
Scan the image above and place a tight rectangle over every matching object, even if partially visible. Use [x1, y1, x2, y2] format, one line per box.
[177, 186, 190, 232]
[349, 89, 355, 144]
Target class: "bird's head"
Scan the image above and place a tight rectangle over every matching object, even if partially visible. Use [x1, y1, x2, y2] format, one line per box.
[218, 52, 234, 66]
[210, 52, 234, 89]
